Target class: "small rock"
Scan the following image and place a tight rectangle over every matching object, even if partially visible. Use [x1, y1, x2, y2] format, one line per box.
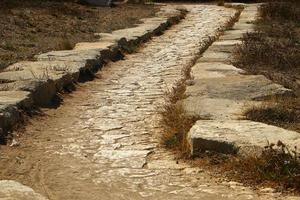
[260, 187, 276, 193]
[186, 79, 195, 86]
[10, 139, 20, 147]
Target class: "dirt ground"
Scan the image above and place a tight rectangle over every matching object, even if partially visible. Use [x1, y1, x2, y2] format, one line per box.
[0, 0, 158, 69]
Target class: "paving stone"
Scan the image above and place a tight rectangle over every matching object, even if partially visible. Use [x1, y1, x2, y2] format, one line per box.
[183, 97, 260, 120]
[199, 51, 232, 63]
[183, 73, 293, 121]
[0, 91, 32, 108]
[36, 49, 103, 72]
[232, 23, 255, 32]
[186, 75, 292, 100]
[74, 41, 115, 51]
[1, 4, 297, 200]
[0, 91, 33, 137]
[0, 62, 78, 91]
[188, 120, 300, 156]
[219, 30, 247, 40]
[206, 40, 242, 53]
[190, 62, 244, 80]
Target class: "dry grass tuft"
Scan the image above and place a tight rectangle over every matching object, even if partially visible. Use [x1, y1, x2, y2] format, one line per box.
[192, 142, 300, 193]
[234, 31, 300, 73]
[233, 1, 300, 95]
[217, 0, 225, 7]
[260, 1, 300, 22]
[226, 142, 300, 192]
[57, 38, 73, 50]
[245, 97, 300, 132]
[159, 78, 199, 155]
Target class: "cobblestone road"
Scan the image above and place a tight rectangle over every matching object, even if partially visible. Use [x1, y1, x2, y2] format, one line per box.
[0, 5, 293, 200]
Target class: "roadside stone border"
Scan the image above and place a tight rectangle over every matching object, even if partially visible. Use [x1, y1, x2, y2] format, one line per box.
[184, 4, 300, 157]
[0, 5, 186, 142]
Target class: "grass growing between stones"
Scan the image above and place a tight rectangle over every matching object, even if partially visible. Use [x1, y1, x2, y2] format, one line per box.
[191, 142, 300, 193]
[159, 8, 242, 156]
[233, 0, 300, 132]
[227, 142, 300, 193]
[233, 0, 300, 95]
[245, 97, 300, 132]
[159, 67, 199, 155]
[221, 0, 300, 193]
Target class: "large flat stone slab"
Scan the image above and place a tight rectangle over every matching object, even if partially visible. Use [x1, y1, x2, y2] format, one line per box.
[0, 180, 47, 200]
[182, 97, 260, 120]
[36, 49, 103, 71]
[199, 51, 232, 63]
[74, 41, 115, 51]
[1, 61, 85, 89]
[186, 75, 292, 101]
[191, 62, 244, 80]
[206, 40, 242, 53]
[188, 120, 300, 156]
[232, 23, 255, 32]
[0, 91, 33, 138]
[0, 91, 32, 108]
[219, 30, 247, 40]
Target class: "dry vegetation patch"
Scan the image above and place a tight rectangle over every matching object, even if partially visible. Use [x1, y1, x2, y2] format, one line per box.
[0, 0, 158, 69]
[191, 142, 300, 193]
[233, 0, 300, 95]
[245, 97, 300, 132]
[159, 69, 199, 155]
[224, 0, 300, 192]
[234, 0, 300, 132]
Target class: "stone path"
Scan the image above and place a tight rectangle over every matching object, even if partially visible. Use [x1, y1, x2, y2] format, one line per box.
[184, 5, 300, 156]
[0, 5, 299, 200]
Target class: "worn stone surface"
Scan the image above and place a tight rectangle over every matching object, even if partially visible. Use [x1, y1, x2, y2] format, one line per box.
[0, 4, 185, 140]
[185, 4, 299, 159]
[219, 30, 247, 40]
[188, 120, 300, 156]
[186, 75, 292, 101]
[191, 62, 244, 79]
[1, 61, 84, 90]
[0, 91, 32, 137]
[0, 180, 47, 200]
[0, 91, 32, 108]
[183, 97, 258, 120]
[1, 5, 292, 200]
[200, 51, 232, 63]
[206, 40, 242, 53]
[0, 4, 298, 200]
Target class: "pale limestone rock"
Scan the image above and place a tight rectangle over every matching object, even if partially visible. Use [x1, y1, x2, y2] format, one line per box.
[188, 120, 300, 156]
[0, 180, 47, 200]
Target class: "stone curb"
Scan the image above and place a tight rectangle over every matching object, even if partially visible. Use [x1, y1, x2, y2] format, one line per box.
[185, 4, 299, 157]
[0, 5, 187, 142]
